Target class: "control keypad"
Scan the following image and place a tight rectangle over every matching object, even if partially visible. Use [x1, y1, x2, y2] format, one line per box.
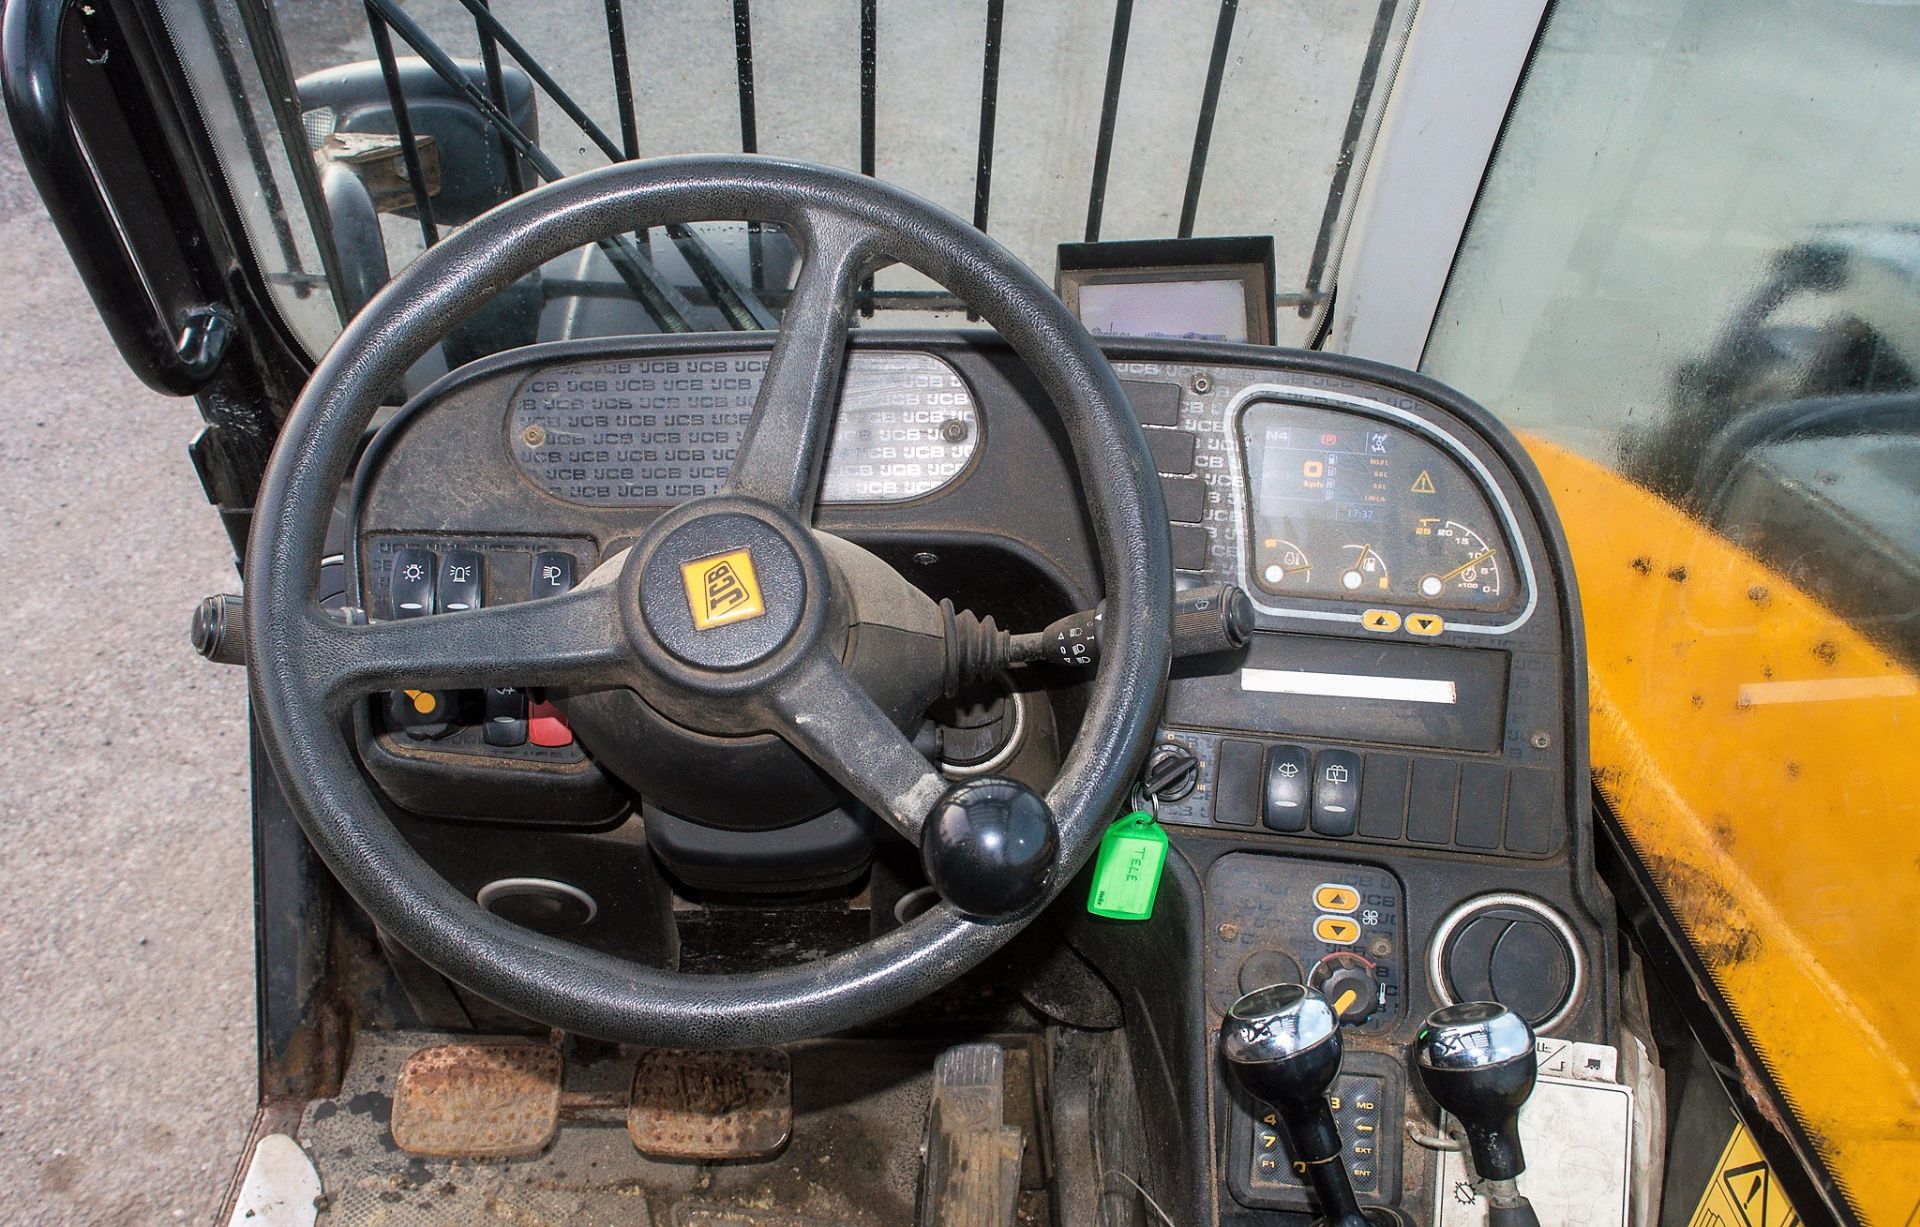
[1228, 1052, 1402, 1211]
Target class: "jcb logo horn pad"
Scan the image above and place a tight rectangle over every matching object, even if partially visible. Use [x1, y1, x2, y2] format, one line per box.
[681, 549, 766, 630]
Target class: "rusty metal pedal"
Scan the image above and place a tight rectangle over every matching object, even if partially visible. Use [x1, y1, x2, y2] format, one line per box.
[390, 1041, 563, 1158]
[627, 1047, 793, 1160]
[917, 1043, 1024, 1227]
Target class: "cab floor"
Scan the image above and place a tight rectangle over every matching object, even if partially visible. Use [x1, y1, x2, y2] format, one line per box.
[296, 1030, 1044, 1227]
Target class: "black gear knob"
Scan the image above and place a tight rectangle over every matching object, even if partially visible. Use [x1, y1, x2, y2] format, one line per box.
[1414, 1001, 1537, 1182]
[919, 777, 1058, 920]
[1222, 984, 1369, 1227]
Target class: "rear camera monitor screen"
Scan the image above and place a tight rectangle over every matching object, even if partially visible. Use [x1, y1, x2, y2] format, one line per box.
[1077, 277, 1250, 343]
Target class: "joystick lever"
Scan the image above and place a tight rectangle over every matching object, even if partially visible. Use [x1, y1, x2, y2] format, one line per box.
[1414, 1002, 1543, 1227]
[1220, 984, 1371, 1227]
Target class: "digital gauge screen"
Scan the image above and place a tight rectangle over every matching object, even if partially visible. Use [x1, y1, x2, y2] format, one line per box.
[509, 351, 979, 507]
[1240, 401, 1516, 612]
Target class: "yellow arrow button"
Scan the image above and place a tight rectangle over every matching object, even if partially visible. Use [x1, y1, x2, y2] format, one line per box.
[1314, 915, 1361, 944]
[1313, 884, 1361, 912]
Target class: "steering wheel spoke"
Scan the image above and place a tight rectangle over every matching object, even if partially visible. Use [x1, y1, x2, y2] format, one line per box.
[762, 647, 948, 842]
[721, 215, 877, 518]
[298, 582, 630, 709]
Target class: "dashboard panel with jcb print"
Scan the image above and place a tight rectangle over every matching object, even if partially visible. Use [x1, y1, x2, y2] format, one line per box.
[344, 335, 1629, 1221]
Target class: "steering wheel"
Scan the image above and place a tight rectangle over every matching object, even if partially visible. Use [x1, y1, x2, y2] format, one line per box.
[245, 156, 1171, 1047]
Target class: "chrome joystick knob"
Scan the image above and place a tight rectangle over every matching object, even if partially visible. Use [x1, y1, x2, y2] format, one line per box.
[1416, 1002, 1542, 1227]
[1222, 984, 1370, 1227]
[1414, 1002, 1536, 1180]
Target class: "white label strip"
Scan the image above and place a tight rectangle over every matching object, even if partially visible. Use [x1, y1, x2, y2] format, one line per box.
[1240, 667, 1458, 705]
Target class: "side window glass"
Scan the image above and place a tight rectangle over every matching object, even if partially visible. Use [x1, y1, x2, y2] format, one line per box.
[1424, 1, 1920, 1207]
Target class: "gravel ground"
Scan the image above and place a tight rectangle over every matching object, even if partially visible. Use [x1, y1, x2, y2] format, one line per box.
[0, 120, 257, 1224]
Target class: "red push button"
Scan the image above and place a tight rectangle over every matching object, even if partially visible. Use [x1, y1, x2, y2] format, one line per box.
[528, 700, 572, 747]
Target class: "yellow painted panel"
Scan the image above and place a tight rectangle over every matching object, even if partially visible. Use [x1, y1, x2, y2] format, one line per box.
[1522, 437, 1920, 1224]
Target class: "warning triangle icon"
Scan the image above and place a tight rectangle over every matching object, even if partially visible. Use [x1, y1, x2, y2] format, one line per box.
[1411, 470, 1437, 494]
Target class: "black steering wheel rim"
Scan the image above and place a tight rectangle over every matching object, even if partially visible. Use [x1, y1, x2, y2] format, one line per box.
[245, 155, 1171, 1047]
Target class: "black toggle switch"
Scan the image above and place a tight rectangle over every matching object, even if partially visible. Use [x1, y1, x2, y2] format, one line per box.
[386, 548, 452, 740]
[1312, 749, 1364, 836]
[531, 551, 577, 599]
[483, 685, 529, 747]
[437, 549, 484, 612]
[390, 548, 437, 618]
[1263, 743, 1312, 832]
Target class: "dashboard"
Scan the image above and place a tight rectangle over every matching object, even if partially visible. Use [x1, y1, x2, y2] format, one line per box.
[348, 332, 1614, 1226]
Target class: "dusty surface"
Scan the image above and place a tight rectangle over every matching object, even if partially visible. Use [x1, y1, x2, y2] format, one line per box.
[0, 119, 257, 1223]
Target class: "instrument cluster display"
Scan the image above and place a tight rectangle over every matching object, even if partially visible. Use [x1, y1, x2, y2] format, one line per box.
[1241, 401, 1517, 612]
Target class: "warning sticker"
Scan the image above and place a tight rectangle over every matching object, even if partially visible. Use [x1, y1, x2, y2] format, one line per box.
[1689, 1124, 1803, 1227]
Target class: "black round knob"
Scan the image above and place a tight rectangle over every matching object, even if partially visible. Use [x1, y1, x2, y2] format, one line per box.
[1415, 1001, 1538, 1181]
[919, 777, 1058, 921]
[190, 593, 247, 666]
[1237, 949, 1303, 996]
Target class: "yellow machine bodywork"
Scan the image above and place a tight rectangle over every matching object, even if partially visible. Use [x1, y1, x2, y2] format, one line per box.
[1524, 439, 1920, 1224]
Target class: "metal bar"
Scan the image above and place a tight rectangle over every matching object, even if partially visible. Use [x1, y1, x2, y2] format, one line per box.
[667, 226, 778, 328]
[442, 0, 767, 328]
[1178, 0, 1239, 239]
[1301, 0, 1399, 315]
[200, 11, 305, 279]
[364, 0, 694, 330]
[472, 0, 524, 195]
[600, 0, 649, 254]
[604, 0, 640, 159]
[731, 0, 758, 152]
[732, 0, 766, 301]
[972, 0, 1004, 234]
[860, 0, 878, 177]
[858, 0, 877, 315]
[1084, 0, 1133, 242]
[450, 0, 625, 162]
[541, 279, 967, 315]
[365, 2, 438, 248]
[227, 0, 353, 322]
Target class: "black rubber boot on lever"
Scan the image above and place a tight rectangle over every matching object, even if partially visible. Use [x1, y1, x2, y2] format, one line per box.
[1220, 984, 1372, 1227]
[1415, 1002, 1544, 1227]
[941, 583, 1252, 693]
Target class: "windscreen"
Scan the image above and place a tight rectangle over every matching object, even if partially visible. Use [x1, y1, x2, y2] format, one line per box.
[168, 0, 1414, 363]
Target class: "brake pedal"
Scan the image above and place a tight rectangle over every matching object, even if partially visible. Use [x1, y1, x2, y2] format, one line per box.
[918, 1042, 1025, 1227]
[390, 1041, 563, 1158]
[627, 1047, 793, 1160]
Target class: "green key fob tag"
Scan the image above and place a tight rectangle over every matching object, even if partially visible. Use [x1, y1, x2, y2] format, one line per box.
[1087, 811, 1168, 921]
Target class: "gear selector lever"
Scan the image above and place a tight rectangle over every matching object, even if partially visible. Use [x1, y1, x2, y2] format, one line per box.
[1415, 1002, 1543, 1227]
[1221, 984, 1371, 1227]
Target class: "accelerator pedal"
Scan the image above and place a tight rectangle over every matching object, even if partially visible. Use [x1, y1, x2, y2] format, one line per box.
[391, 1041, 563, 1158]
[628, 1047, 793, 1160]
[917, 1043, 1025, 1227]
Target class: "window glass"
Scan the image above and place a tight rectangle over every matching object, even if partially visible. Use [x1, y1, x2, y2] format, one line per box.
[1425, 0, 1920, 1206]
[171, 0, 1413, 358]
